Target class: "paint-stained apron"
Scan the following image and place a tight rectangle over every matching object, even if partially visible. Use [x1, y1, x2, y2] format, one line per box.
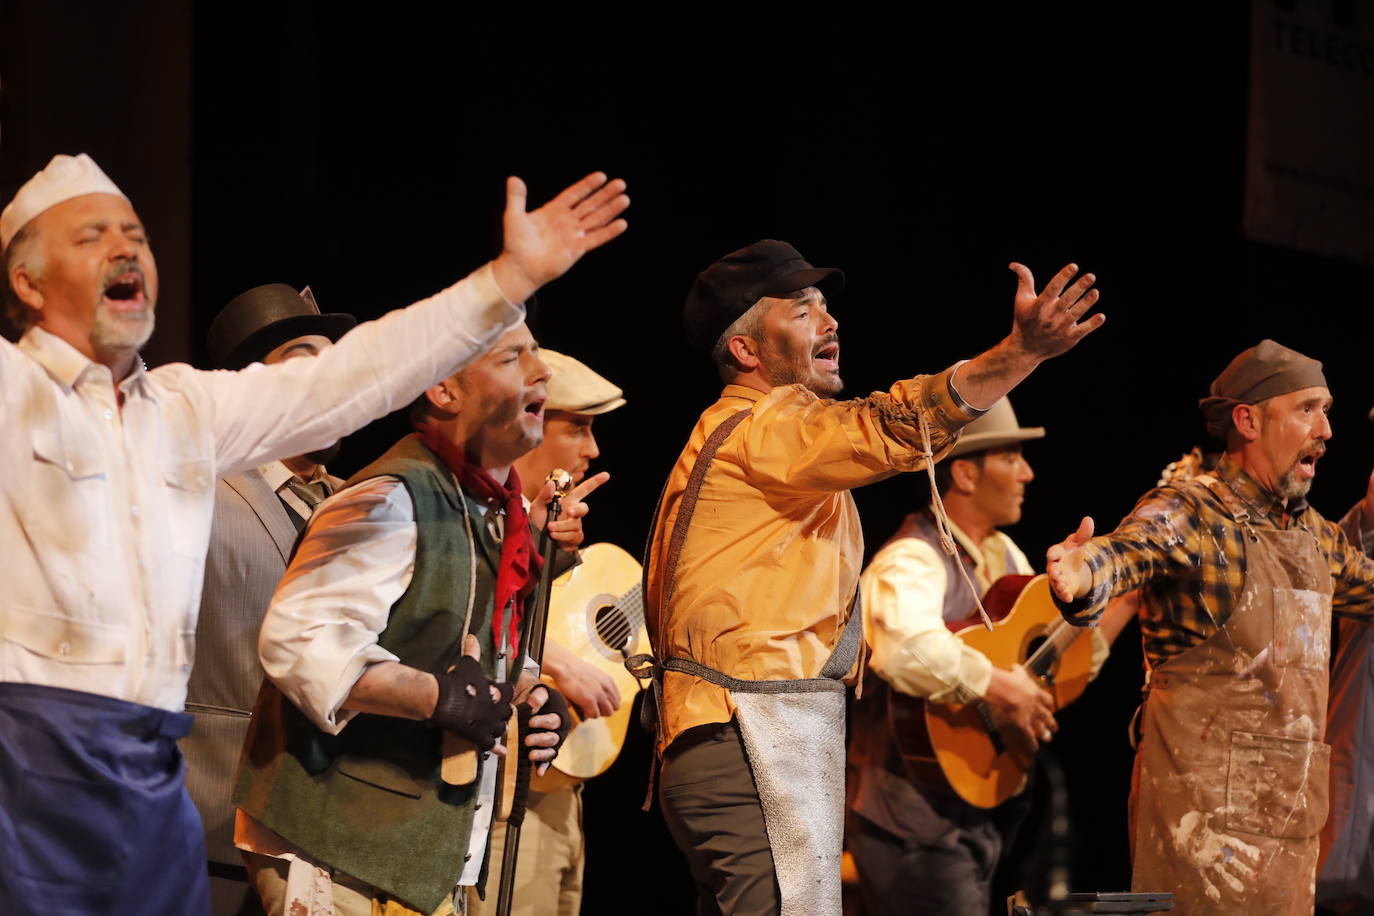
[631, 408, 861, 916]
[1130, 476, 1331, 915]
[0, 681, 210, 915]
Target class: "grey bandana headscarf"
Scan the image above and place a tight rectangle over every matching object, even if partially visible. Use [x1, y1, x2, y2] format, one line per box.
[1198, 339, 1327, 439]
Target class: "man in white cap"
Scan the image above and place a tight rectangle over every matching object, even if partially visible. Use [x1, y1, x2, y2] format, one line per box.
[469, 349, 625, 916]
[0, 152, 628, 914]
[845, 398, 1131, 915]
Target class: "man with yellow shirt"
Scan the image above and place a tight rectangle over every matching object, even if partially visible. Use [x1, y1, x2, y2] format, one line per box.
[846, 398, 1127, 916]
[637, 239, 1104, 916]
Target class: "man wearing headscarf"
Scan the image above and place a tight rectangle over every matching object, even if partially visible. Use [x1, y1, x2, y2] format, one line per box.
[1047, 340, 1374, 915]
[0, 153, 627, 915]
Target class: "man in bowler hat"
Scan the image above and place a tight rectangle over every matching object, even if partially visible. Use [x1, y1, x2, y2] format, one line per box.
[182, 284, 356, 915]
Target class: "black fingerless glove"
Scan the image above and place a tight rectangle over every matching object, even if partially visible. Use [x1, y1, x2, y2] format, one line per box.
[427, 656, 514, 751]
[525, 685, 573, 761]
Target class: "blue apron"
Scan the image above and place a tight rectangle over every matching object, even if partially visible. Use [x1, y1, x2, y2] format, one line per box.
[0, 682, 210, 915]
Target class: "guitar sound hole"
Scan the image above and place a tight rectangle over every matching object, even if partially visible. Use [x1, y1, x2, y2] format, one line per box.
[594, 603, 634, 654]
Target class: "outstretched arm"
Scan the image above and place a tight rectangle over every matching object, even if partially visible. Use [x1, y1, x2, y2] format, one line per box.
[953, 263, 1104, 410]
[207, 174, 629, 477]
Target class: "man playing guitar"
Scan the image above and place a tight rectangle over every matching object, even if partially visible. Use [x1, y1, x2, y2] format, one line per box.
[846, 398, 1130, 916]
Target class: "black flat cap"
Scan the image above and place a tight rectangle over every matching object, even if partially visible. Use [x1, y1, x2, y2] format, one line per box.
[208, 284, 356, 369]
[683, 239, 844, 352]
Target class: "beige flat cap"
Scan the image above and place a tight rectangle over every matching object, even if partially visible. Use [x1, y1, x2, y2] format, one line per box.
[542, 349, 626, 415]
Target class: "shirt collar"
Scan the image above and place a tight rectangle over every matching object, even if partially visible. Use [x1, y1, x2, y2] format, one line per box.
[19, 325, 100, 391]
[18, 325, 152, 398]
[1216, 453, 1305, 518]
[945, 517, 986, 569]
[261, 460, 330, 491]
[720, 384, 765, 404]
[259, 460, 296, 492]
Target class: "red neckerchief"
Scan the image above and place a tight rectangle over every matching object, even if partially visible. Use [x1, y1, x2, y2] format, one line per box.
[417, 430, 542, 655]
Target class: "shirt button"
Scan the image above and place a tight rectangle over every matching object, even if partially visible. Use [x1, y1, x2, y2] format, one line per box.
[58, 642, 71, 656]
[130, 504, 140, 517]
[66, 461, 75, 473]
[103, 409, 113, 420]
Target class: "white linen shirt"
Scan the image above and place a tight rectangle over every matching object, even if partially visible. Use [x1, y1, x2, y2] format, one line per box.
[0, 264, 521, 711]
[244, 475, 523, 889]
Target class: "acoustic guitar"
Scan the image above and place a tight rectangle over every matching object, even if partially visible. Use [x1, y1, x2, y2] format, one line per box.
[889, 573, 1097, 808]
[531, 542, 647, 791]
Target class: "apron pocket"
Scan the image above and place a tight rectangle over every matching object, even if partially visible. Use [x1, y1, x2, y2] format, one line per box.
[1224, 730, 1330, 839]
[336, 755, 427, 799]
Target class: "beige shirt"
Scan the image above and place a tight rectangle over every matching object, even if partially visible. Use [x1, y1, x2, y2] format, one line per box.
[0, 265, 520, 712]
[645, 369, 978, 752]
[864, 519, 1109, 705]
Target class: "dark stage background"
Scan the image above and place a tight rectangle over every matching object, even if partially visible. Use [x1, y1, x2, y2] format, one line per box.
[5, 3, 1374, 912]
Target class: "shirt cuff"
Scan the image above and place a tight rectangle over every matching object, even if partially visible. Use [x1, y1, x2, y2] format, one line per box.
[946, 360, 993, 418]
[1050, 544, 1113, 625]
[917, 364, 986, 438]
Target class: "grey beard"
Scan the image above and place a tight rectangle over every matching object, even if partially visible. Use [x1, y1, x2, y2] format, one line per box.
[1277, 467, 1313, 501]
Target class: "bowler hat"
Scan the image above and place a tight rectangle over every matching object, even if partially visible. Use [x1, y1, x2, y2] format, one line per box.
[683, 239, 844, 352]
[208, 284, 356, 369]
[947, 398, 1045, 458]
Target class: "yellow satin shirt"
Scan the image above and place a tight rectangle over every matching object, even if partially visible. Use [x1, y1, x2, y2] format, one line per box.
[645, 368, 977, 751]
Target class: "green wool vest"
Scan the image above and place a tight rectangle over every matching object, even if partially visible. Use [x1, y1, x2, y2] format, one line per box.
[234, 434, 510, 914]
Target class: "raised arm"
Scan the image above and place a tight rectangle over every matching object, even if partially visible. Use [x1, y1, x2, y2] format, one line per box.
[952, 263, 1104, 411]
[201, 173, 629, 476]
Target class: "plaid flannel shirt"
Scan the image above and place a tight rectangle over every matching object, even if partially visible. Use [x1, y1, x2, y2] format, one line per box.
[1063, 454, 1374, 670]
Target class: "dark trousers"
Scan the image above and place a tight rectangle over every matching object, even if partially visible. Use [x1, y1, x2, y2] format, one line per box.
[846, 782, 1032, 916]
[659, 721, 782, 916]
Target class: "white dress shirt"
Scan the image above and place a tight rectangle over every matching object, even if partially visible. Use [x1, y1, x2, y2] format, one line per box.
[243, 474, 521, 889]
[0, 264, 520, 711]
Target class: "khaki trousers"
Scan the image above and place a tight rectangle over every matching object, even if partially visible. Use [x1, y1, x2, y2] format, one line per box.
[469, 785, 586, 916]
[245, 851, 463, 916]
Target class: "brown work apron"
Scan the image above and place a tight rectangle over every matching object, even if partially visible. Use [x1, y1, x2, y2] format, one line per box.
[1130, 476, 1331, 914]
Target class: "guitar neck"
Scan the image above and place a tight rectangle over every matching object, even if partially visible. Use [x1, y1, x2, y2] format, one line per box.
[1027, 618, 1082, 679]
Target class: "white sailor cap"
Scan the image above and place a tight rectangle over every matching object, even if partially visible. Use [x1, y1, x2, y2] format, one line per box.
[2, 154, 127, 248]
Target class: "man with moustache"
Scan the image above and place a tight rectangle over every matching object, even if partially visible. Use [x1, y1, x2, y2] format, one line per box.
[846, 399, 1132, 915]
[639, 239, 1104, 915]
[0, 152, 628, 914]
[1047, 340, 1374, 915]
[235, 322, 597, 915]
[183, 284, 357, 916]
[468, 348, 625, 916]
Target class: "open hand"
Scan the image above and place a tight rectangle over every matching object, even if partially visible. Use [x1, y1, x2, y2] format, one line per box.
[492, 173, 629, 304]
[1046, 516, 1096, 603]
[1008, 262, 1104, 362]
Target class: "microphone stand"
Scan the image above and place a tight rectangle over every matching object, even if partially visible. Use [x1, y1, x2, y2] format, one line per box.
[494, 470, 571, 916]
